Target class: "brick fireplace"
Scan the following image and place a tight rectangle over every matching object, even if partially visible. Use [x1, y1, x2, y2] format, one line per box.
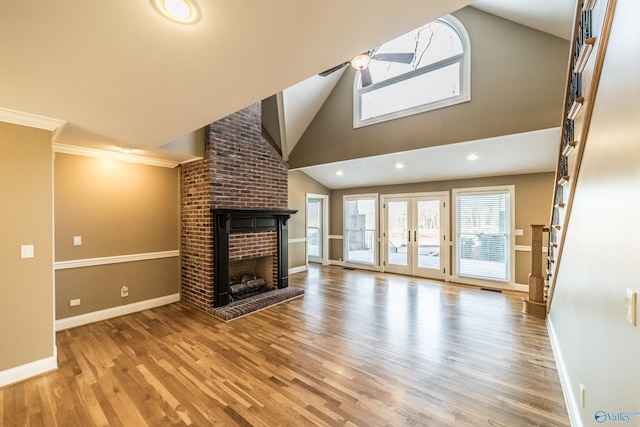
[212, 209, 295, 307]
[181, 102, 295, 313]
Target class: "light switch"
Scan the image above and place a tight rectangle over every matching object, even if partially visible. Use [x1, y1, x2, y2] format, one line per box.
[626, 288, 637, 326]
[73, 236, 82, 246]
[515, 229, 524, 236]
[21, 244, 34, 259]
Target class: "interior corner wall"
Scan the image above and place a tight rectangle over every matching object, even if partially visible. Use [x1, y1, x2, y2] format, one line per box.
[54, 153, 181, 320]
[288, 170, 330, 270]
[548, 1, 640, 423]
[329, 172, 554, 285]
[0, 122, 54, 373]
[287, 6, 569, 169]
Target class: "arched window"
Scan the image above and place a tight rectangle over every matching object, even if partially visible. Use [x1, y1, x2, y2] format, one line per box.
[354, 15, 470, 128]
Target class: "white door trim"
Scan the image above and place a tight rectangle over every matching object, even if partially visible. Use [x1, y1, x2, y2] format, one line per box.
[306, 193, 329, 265]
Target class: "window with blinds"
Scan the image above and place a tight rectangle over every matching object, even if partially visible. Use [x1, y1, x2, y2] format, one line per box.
[454, 187, 514, 282]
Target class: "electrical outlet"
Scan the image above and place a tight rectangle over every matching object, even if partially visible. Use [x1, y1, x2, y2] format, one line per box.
[121, 285, 129, 298]
[70, 298, 81, 307]
[73, 236, 82, 246]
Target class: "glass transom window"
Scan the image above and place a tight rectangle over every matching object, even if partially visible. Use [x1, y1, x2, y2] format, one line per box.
[354, 15, 470, 128]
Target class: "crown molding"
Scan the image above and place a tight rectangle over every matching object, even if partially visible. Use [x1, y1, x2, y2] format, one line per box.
[53, 143, 179, 168]
[0, 107, 66, 131]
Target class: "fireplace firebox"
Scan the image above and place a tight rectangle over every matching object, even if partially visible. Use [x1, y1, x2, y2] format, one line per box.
[212, 209, 297, 308]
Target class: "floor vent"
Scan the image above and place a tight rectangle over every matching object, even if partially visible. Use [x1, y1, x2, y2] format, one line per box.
[480, 287, 502, 293]
[344, 267, 356, 270]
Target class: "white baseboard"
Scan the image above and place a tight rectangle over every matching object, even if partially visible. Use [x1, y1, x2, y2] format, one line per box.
[514, 283, 529, 292]
[0, 352, 58, 388]
[328, 259, 381, 272]
[547, 316, 583, 427]
[289, 265, 308, 275]
[448, 275, 529, 292]
[55, 293, 181, 331]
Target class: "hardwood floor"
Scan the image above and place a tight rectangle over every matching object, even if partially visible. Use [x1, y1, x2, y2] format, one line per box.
[1, 265, 569, 426]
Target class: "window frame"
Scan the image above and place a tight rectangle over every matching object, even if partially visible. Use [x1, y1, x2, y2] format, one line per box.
[353, 15, 471, 128]
[343, 194, 378, 266]
[452, 185, 516, 286]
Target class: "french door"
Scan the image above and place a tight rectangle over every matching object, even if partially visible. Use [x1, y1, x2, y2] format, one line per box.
[382, 193, 448, 280]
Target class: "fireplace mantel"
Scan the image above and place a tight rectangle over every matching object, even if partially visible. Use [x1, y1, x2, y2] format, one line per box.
[211, 209, 297, 307]
[212, 209, 298, 233]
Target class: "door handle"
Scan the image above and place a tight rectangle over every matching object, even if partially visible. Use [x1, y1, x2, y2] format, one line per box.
[408, 230, 411, 242]
[414, 231, 417, 242]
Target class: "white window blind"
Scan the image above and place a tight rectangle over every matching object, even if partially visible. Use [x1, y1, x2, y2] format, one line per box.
[455, 189, 512, 282]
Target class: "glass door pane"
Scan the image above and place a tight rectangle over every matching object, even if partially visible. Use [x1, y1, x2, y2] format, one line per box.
[307, 198, 322, 260]
[387, 200, 409, 268]
[416, 200, 441, 270]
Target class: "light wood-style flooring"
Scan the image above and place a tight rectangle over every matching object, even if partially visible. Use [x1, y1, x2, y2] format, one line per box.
[1, 265, 569, 426]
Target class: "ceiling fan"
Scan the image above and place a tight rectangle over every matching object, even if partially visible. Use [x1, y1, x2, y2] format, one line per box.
[318, 49, 415, 87]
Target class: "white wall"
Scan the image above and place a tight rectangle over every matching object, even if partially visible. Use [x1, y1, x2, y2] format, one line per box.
[548, 1, 640, 425]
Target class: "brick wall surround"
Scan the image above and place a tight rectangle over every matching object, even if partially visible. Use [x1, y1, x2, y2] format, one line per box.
[209, 103, 288, 210]
[229, 232, 277, 261]
[181, 102, 288, 313]
[181, 159, 214, 309]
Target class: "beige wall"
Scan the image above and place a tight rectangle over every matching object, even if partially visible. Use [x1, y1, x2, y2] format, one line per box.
[288, 170, 330, 269]
[0, 122, 54, 372]
[549, 0, 640, 423]
[54, 154, 180, 319]
[288, 6, 569, 169]
[330, 172, 554, 285]
[262, 96, 282, 152]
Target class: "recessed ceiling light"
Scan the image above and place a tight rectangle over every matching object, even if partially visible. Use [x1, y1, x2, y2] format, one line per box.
[467, 154, 479, 161]
[336, 170, 344, 176]
[154, 0, 199, 23]
[395, 163, 404, 169]
[119, 147, 135, 153]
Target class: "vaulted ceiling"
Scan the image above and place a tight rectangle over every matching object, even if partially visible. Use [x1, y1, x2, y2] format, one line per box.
[0, 1, 576, 185]
[281, 0, 576, 188]
[0, 0, 470, 160]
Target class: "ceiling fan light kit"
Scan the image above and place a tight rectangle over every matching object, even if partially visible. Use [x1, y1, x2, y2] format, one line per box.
[350, 54, 372, 70]
[319, 50, 415, 88]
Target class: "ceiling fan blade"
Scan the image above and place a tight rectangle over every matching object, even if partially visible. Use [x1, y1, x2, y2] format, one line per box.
[371, 52, 415, 64]
[318, 62, 349, 77]
[360, 67, 373, 87]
